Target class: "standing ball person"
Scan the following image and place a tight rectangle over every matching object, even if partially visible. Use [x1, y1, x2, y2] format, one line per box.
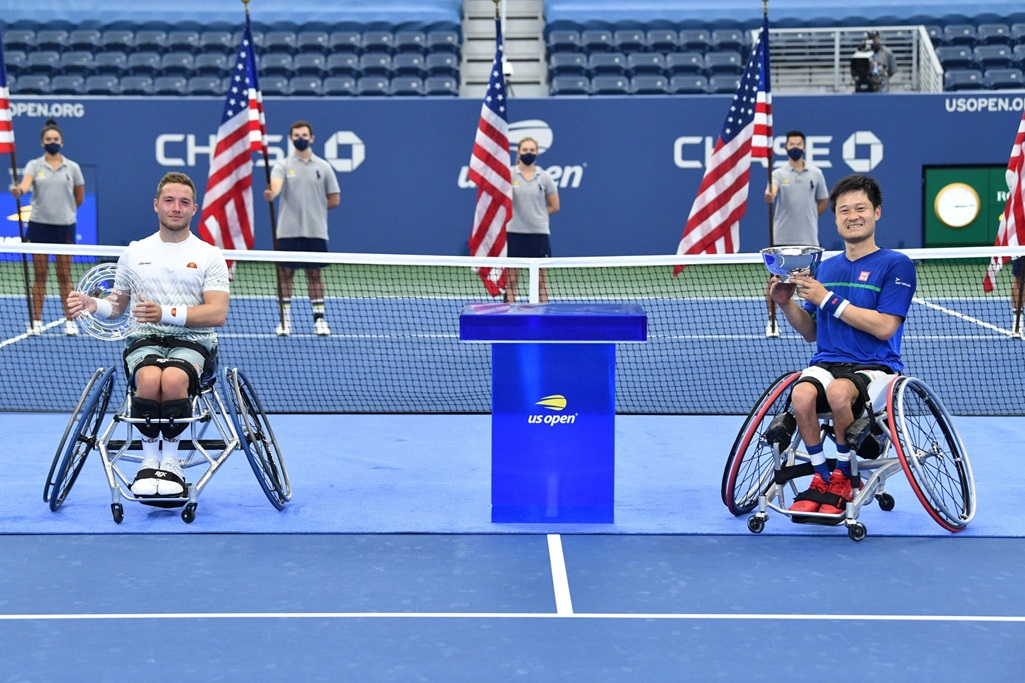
[504, 137, 559, 303]
[10, 118, 85, 336]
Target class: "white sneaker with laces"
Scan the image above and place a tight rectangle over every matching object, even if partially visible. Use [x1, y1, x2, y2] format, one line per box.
[314, 319, 331, 336]
[156, 457, 186, 496]
[765, 320, 780, 338]
[65, 319, 79, 336]
[27, 320, 43, 336]
[131, 457, 161, 496]
[275, 322, 292, 336]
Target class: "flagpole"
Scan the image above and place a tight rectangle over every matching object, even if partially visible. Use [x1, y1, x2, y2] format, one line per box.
[4, 123, 33, 331]
[242, 0, 286, 330]
[762, 0, 779, 335]
[1014, 262, 1024, 336]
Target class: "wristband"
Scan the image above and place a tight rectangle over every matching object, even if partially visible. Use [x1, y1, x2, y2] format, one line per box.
[160, 305, 187, 326]
[93, 298, 113, 319]
[819, 291, 850, 319]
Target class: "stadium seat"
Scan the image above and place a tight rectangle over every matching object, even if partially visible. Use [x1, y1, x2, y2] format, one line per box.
[627, 53, 667, 76]
[264, 31, 297, 54]
[288, 76, 322, 96]
[704, 51, 744, 75]
[935, 46, 974, 70]
[581, 29, 614, 52]
[550, 52, 588, 77]
[665, 51, 705, 76]
[261, 75, 290, 96]
[426, 29, 460, 55]
[977, 23, 1012, 46]
[100, 29, 135, 53]
[326, 53, 360, 77]
[549, 74, 590, 96]
[293, 53, 326, 76]
[15, 74, 51, 94]
[152, 75, 188, 96]
[118, 75, 154, 95]
[391, 53, 425, 76]
[645, 29, 678, 53]
[186, 75, 223, 96]
[924, 25, 945, 47]
[424, 75, 458, 96]
[984, 68, 1024, 89]
[943, 69, 984, 91]
[588, 52, 627, 76]
[974, 45, 1013, 70]
[126, 51, 162, 75]
[630, 74, 669, 95]
[613, 29, 646, 53]
[49, 75, 85, 95]
[943, 25, 977, 47]
[708, 75, 741, 93]
[678, 29, 712, 53]
[390, 76, 425, 96]
[260, 52, 294, 76]
[322, 75, 357, 96]
[669, 74, 709, 94]
[362, 31, 395, 54]
[92, 51, 129, 76]
[329, 30, 363, 54]
[24, 51, 61, 76]
[3, 29, 36, 52]
[546, 29, 581, 54]
[711, 28, 747, 54]
[67, 29, 101, 51]
[166, 30, 201, 52]
[199, 30, 235, 54]
[194, 53, 229, 76]
[394, 31, 427, 54]
[159, 52, 195, 76]
[296, 31, 330, 53]
[59, 51, 95, 76]
[3, 50, 27, 76]
[359, 53, 392, 76]
[356, 76, 390, 96]
[133, 29, 167, 53]
[590, 75, 630, 95]
[425, 52, 459, 77]
[83, 74, 120, 95]
[33, 29, 69, 52]
[1012, 24, 1025, 46]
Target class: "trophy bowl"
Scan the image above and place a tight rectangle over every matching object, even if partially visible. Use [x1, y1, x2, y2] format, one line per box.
[760, 246, 824, 282]
[74, 262, 144, 341]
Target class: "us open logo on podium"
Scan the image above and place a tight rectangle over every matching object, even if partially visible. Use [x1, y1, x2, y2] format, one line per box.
[527, 395, 578, 425]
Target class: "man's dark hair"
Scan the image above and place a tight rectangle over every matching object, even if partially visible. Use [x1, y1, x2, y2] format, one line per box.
[829, 174, 882, 212]
[785, 130, 806, 143]
[289, 120, 313, 136]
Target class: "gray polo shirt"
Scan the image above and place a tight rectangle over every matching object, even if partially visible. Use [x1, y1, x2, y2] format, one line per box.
[270, 153, 341, 240]
[23, 155, 85, 226]
[507, 166, 558, 235]
[769, 163, 828, 246]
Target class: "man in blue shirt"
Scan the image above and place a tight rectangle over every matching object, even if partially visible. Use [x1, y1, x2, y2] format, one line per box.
[769, 174, 917, 516]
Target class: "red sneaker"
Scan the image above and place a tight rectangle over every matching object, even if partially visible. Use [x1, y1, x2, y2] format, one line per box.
[789, 473, 829, 513]
[819, 470, 854, 515]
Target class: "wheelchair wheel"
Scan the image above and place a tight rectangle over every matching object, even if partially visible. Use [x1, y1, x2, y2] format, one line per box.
[225, 368, 291, 510]
[887, 377, 976, 532]
[44, 367, 115, 511]
[722, 372, 801, 515]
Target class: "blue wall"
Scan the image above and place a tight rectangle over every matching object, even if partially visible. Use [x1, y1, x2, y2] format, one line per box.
[4, 92, 1024, 256]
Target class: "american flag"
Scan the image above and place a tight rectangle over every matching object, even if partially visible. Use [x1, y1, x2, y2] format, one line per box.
[467, 17, 512, 297]
[198, 14, 268, 254]
[675, 16, 772, 265]
[983, 108, 1025, 292]
[0, 25, 15, 154]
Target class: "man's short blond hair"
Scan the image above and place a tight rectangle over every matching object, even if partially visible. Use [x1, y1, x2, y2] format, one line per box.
[156, 172, 197, 202]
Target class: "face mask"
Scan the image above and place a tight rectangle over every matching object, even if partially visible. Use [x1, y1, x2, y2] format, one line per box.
[519, 152, 537, 166]
[292, 138, 311, 151]
[787, 147, 804, 162]
[44, 143, 61, 155]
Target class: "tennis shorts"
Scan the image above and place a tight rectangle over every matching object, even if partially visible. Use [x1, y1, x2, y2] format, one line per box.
[26, 221, 75, 245]
[797, 362, 897, 416]
[506, 233, 551, 258]
[123, 337, 217, 392]
[277, 237, 328, 270]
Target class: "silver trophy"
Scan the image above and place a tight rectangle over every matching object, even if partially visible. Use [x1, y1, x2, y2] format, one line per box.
[760, 246, 824, 282]
[74, 262, 145, 341]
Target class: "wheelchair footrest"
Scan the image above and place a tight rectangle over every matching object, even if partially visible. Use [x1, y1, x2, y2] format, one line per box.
[136, 495, 189, 509]
[789, 513, 846, 527]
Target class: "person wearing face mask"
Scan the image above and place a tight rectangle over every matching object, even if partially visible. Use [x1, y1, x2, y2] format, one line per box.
[264, 120, 341, 336]
[10, 118, 85, 336]
[504, 137, 559, 303]
[763, 130, 829, 336]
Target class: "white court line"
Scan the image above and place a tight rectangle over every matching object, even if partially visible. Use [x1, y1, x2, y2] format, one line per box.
[0, 319, 62, 348]
[547, 534, 574, 616]
[1, 612, 1023, 622]
[913, 297, 1017, 337]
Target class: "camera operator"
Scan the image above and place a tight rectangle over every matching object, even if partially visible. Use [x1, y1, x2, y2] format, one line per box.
[851, 31, 897, 93]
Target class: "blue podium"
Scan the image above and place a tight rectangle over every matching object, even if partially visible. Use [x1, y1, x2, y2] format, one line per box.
[459, 303, 647, 523]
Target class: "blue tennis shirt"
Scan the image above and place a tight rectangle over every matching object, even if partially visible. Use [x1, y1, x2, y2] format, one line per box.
[802, 248, 917, 372]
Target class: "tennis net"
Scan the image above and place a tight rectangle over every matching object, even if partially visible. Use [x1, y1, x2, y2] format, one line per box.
[2, 243, 1023, 415]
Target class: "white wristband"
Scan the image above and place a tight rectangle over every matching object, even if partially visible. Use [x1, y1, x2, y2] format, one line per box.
[93, 298, 113, 319]
[833, 299, 851, 319]
[819, 291, 834, 308]
[160, 305, 187, 326]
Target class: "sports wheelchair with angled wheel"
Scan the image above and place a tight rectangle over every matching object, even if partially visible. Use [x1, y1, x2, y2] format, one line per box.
[721, 371, 975, 541]
[44, 356, 290, 524]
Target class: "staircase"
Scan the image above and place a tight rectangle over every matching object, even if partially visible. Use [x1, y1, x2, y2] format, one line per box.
[461, 0, 548, 98]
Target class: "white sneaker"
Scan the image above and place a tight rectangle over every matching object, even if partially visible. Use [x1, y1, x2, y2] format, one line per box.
[65, 319, 79, 336]
[131, 457, 161, 496]
[275, 322, 292, 336]
[314, 319, 331, 336]
[27, 320, 43, 336]
[765, 320, 780, 338]
[156, 457, 185, 496]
